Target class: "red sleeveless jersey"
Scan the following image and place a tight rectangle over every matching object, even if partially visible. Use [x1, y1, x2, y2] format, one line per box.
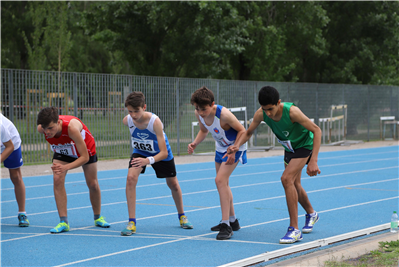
[45, 115, 96, 158]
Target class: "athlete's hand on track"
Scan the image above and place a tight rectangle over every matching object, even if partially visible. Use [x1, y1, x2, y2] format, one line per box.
[306, 162, 321, 176]
[51, 163, 68, 174]
[187, 142, 197, 154]
[130, 157, 148, 168]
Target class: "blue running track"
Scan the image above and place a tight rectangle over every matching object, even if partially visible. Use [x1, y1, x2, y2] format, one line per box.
[1, 146, 398, 266]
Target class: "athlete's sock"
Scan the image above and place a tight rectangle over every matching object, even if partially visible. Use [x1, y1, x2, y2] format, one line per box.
[221, 220, 230, 226]
[229, 215, 236, 222]
[129, 218, 136, 225]
[94, 214, 101, 220]
[60, 216, 68, 224]
[178, 213, 185, 220]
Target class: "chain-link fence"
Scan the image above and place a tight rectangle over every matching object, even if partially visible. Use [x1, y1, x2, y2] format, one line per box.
[1, 69, 398, 164]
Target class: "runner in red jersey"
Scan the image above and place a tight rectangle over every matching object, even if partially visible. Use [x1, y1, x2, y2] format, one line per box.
[37, 107, 110, 233]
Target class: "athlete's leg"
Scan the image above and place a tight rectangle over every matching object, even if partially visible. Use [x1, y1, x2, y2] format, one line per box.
[9, 168, 26, 212]
[52, 159, 69, 218]
[281, 157, 308, 230]
[215, 161, 239, 221]
[125, 167, 142, 219]
[294, 171, 315, 215]
[82, 162, 102, 215]
[165, 176, 184, 214]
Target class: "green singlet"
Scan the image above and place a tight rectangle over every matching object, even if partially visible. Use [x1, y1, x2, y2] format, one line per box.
[263, 102, 313, 153]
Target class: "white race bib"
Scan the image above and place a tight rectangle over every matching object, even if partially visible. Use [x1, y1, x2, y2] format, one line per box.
[51, 143, 77, 157]
[277, 139, 295, 153]
[132, 138, 156, 153]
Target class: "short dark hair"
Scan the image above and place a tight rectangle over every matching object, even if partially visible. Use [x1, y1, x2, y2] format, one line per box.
[125, 91, 145, 108]
[37, 107, 59, 128]
[190, 86, 215, 107]
[258, 86, 280, 106]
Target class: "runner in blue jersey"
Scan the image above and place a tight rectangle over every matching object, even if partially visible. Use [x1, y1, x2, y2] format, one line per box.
[121, 91, 193, 236]
[188, 86, 247, 240]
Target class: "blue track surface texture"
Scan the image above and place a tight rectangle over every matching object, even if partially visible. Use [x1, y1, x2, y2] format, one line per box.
[1, 146, 398, 266]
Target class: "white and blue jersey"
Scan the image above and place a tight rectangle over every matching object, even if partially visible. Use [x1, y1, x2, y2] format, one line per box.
[127, 113, 173, 161]
[198, 105, 247, 153]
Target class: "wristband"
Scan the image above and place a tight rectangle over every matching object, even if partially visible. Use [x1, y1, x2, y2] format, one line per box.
[147, 157, 155, 165]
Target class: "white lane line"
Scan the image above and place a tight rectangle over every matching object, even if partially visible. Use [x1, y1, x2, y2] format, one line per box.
[1, 150, 397, 189]
[50, 195, 398, 267]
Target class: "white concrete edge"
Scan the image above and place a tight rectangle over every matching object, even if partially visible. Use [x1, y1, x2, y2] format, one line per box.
[218, 223, 390, 267]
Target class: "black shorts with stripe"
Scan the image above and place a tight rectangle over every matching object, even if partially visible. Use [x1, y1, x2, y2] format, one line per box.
[284, 148, 312, 165]
[129, 153, 176, 178]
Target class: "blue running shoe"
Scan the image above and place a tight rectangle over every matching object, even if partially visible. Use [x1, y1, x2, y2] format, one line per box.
[18, 214, 29, 227]
[280, 226, 302, 244]
[179, 215, 193, 229]
[94, 216, 111, 228]
[302, 212, 319, 233]
[50, 221, 70, 234]
[121, 221, 136, 236]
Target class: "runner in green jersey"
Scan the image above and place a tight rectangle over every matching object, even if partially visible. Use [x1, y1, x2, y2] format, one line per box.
[226, 86, 322, 244]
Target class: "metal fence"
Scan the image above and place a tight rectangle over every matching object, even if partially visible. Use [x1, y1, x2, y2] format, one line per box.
[1, 68, 398, 164]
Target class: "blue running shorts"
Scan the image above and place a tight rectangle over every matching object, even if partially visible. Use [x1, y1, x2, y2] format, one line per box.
[215, 150, 247, 165]
[3, 146, 23, 169]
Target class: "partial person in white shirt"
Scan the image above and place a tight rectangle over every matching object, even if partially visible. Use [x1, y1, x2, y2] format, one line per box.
[1, 113, 29, 227]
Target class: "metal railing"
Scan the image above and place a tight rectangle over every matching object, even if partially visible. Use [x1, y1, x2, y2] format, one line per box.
[1, 69, 398, 164]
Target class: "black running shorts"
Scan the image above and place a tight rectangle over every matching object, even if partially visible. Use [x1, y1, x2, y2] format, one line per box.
[129, 153, 177, 178]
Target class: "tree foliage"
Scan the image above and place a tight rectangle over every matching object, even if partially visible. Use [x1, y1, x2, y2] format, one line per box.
[1, 1, 398, 85]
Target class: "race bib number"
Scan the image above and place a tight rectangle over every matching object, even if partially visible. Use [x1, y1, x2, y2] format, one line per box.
[51, 144, 77, 156]
[277, 139, 295, 153]
[132, 138, 156, 153]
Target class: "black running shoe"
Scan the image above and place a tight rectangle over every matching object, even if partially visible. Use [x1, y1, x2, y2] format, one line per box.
[216, 223, 233, 240]
[211, 219, 240, 231]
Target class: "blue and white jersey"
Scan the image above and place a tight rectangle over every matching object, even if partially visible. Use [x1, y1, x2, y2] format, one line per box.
[127, 113, 173, 161]
[198, 105, 247, 153]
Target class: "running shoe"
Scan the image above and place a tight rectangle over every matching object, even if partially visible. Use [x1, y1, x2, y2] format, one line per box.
[211, 219, 240, 231]
[94, 216, 111, 228]
[50, 221, 70, 234]
[216, 223, 233, 240]
[279, 226, 302, 244]
[302, 212, 319, 233]
[18, 214, 29, 227]
[179, 215, 193, 229]
[121, 221, 136, 236]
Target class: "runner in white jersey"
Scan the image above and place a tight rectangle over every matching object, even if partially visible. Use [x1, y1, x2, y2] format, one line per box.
[188, 86, 247, 240]
[0, 113, 29, 227]
[120, 91, 193, 236]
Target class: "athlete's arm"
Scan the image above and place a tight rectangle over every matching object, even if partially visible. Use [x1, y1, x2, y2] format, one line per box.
[1, 140, 14, 163]
[122, 115, 129, 126]
[52, 119, 90, 173]
[187, 110, 209, 154]
[226, 108, 263, 154]
[290, 106, 321, 176]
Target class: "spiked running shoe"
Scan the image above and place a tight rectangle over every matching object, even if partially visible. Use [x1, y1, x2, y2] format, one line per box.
[121, 221, 136, 236]
[18, 214, 29, 227]
[216, 223, 233, 240]
[50, 221, 70, 234]
[179, 215, 193, 229]
[94, 216, 111, 228]
[280, 226, 302, 244]
[302, 212, 319, 233]
[211, 219, 240, 231]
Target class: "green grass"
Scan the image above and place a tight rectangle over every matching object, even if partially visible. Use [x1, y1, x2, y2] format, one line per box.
[324, 239, 399, 267]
